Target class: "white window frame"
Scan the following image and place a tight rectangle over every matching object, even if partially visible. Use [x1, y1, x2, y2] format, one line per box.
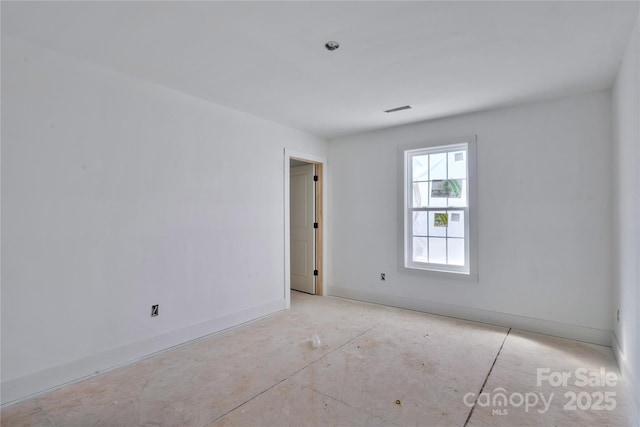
[399, 135, 478, 278]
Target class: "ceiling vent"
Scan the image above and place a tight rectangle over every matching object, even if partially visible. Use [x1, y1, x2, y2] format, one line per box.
[384, 105, 412, 113]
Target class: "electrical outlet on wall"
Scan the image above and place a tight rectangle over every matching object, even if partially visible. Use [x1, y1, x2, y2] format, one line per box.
[151, 305, 159, 317]
[617, 309, 620, 322]
[380, 273, 386, 281]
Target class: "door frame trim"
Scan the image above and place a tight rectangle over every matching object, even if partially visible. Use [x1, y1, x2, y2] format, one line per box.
[284, 149, 327, 309]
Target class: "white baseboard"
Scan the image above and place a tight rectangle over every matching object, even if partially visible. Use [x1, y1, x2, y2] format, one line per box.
[329, 287, 611, 346]
[612, 332, 640, 427]
[1, 299, 285, 406]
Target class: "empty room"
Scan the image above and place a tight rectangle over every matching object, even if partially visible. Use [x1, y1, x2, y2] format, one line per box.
[1, 1, 639, 426]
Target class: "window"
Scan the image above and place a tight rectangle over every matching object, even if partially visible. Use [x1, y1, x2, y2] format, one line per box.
[401, 136, 477, 276]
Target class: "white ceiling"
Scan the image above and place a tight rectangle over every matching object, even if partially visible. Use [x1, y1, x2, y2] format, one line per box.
[2, 1, 638, 138]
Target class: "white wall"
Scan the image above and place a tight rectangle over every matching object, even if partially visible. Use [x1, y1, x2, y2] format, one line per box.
[328, 90, 613, 345]
[612, 19, 640, 421]
[1, 36, 326, 403]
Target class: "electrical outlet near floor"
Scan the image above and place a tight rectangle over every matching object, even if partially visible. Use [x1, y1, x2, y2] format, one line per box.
[151, 305, 159, 317]
[380, 273, 386, 281]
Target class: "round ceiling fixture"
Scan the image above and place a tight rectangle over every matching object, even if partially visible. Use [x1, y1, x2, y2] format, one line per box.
[325, 41, 340, 51]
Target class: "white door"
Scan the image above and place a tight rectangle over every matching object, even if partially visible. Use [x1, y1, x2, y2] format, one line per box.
[290, 164, 315, 294]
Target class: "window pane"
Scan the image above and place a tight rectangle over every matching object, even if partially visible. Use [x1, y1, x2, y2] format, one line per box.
[412, 182, 429, 208]
[412, 155, 429, 181]
[412, 237, 428, 263]
[447, 179, 468, 207]
[448, 150, 467, 179]
[428, 182, 448, 207]
[447, 210, 465, 238]
[412, 212, 428, 236]
[428, 211, 447, 237]
[448, 238, 465, 266]
[428, 237, 447, 264]
[429, 153, 447, 180]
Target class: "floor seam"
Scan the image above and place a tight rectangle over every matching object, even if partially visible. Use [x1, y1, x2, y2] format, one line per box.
[210, 376, 289, 424]
[210, 309, 395, 424]
[310, 387, 354, 408]
[463, 327, 511, 427]
[299, 311, 397, 370]
[35, 400, 57, 427]
[310, 387, 397, 425]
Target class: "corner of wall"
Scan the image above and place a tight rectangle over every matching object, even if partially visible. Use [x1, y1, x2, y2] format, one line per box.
[612, 332, 640, 427]
[611, 13, 640, 427]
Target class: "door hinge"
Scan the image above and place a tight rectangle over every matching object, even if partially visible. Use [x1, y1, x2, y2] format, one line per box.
[313, 175, 318, 181]
[314, 270, 318, 276]
[314, 222, 318, 229]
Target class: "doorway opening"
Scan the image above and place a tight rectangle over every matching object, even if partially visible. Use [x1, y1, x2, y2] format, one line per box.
[284, 150, 325, 309]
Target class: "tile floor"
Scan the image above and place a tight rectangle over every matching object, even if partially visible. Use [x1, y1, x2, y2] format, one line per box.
[1, 292, 634, 426]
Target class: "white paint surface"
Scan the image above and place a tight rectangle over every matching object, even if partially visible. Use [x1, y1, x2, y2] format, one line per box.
[0, 36, 326, 403]
[1, 1, 637, 138]
[328, 90, 614, 342]
[612, 19, 640, 420]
